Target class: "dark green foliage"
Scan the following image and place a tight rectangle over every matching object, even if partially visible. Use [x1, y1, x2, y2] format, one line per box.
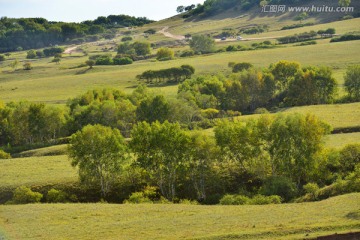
[113, 57, 133, 65]
[144, 29, 156, 35]
[294, 40, 317, 46]
[189, 35, 215, 54]
[121, 36, 133, 42]
[137, 65, 195, 83]
[281, 22, 314, 30]
[261, 176, 297, 202]
[180, 50, 195, 57]
[232, 62, 253, 73]
[26, 50, 36, 59]
[0, 16, 153, 52]
[95, 55, 113, 65]
[0, 54, 5, 61]
[330, 34, 360, 42]
[339, 144, 360, 174]
[136, 95, 170, 123]
[278, 31, 317, 44]
[117, 41, 151, 56]
[240, 25, 268, 35]
[12, 186, 43, 204]
[219, 194, 281, 205]
[43, 47, 64, 57]
[344, 65, 360, 101]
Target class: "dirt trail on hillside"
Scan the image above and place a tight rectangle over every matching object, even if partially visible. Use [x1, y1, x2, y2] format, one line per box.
[64, 46, 79, 54]
[158, 27, 185, 40]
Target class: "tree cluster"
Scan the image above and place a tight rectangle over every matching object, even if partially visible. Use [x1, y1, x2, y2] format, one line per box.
[137, 65, 195, 83]
[178, 61, 337, 113]
[0, 15, 153, 52]
[277, 31, 318, 44]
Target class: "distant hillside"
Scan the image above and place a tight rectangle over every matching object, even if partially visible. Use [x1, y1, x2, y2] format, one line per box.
[0, 15, 154, 53]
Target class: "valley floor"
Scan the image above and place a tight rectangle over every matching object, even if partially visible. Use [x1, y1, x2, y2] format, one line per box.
[0, 193, 359, 240]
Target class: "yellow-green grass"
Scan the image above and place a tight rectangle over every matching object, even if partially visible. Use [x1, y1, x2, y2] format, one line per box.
[0, 155, 77, 188]
[0, 193, 359, 240]
[17, 144, 68, 158]
[1, 39, 359, 103]
[325, 132, 360, 149]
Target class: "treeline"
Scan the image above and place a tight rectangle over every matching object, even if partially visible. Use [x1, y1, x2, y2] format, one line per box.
[0, 15, 153, 52]
[136, 65, 195, 83]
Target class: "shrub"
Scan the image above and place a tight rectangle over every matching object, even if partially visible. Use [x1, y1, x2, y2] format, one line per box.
[23, 62, 32, 70]
[0, 150, 11, 159]
[219, 194, 250, 205]
[156, 47, 174, 61]
[113, 57, 133, 65]
[261, 176, 297, 202]
[46, 188, 68, 203]
[43, 47, 64, 57]
[26, 50, 36, 59]
[330, 34, 360, 43]
[180, 50, 195, 57]
[0, 54, 5, 61]
[144, 29, 156, 35]
[232, 62, 253, 73]
[123, 192, 152, 204]
[36, 50, 45, 58]
[121, 36, 133, 42]
[95, 56, 113, 65]
[250, 194, 282, 205]
[12, 186, 43, 204]
[303, 183, 319, 199]
[254, 108, 269, 114]
[179, 199, 199, 205]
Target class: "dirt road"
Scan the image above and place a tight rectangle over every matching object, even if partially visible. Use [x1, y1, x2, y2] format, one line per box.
[158, 27, 185, 40]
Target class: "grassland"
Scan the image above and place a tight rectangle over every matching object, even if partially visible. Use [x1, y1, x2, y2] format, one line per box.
[0, 155, 77, 188]
[0, 39, 359, 103]
[0, 193, 359, 240]
[325, 132, 360, 149]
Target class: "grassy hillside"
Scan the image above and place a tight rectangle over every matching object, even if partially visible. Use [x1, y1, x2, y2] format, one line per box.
[0, 155, 77, 188]
[0, 193, 359, 240]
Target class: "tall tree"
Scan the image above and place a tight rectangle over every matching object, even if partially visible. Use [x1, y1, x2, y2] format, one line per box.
[68, 124, 129, 198]
[344, 65, 360, 101]
[189, 35, 215, 54]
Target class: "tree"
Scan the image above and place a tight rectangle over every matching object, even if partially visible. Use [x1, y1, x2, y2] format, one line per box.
[177, 5, 185, 13]
[189, 35, 215, 54]
[26, 50, 36, 59]
[117, 41, 135, 55]
[85, 59, 95, 69]
[132, 41, 151, 56]
[344, 65, 360, 101]
[271, 61, 301, 92]
[136, 95, 170, 123]
[156, 47, 174, 61]
[130, 121, 190, 201]
[68, 124, 129, 198]
[52, 57, 61, 64]
[269, 114, 331, 185]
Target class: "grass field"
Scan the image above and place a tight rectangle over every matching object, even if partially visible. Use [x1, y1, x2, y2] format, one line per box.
[0, 155, 77, 188]
[0, 39, 359, 103]
[325, 132, 360, 149]
[0, 193, 359, 240]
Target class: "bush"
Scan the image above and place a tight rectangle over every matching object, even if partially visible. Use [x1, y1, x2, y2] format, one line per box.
[219, 194, 250, 205]
[26, 50, 36, 59]
[47, 188, 68, 203]
[113, 57, 133, 65]
[23, 62, 32, 70]
[250, 194, 282, 205]
[295, 40, 317, 46]
[232, 62, 253, 73]
[121, 36, 133, 42]
[95, 56, 113, 65]
[0, 54, 5, 61]
[254, 108, 269, 114]
[330, 34, 360, 43]
[0, 150, 11, 159]
[12, 186, 43, 204]
[156, 47, 174, 61]
[180, 50, 195, 57]
[36, 50, 45, 58]
[179, 199, 199, 205]
[43, 47, 64, 57]
[303, 183, 319, 199]
[261, 176, 297, 202]
[123, 192, 152, 204]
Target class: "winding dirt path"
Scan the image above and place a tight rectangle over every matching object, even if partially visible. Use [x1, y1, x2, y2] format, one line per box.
[64, 46, 79, 54]
[158, 27, 185, 40]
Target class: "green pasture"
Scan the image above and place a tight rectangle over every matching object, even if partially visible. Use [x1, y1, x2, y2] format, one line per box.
[0, 193, 359, 240]
[325, 132, 360, 149]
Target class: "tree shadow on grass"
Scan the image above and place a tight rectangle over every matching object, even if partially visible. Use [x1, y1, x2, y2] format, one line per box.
[75, 68, 92, 75]
[125, 81, 180, 89]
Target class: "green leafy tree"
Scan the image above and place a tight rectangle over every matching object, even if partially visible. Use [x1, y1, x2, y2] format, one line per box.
[156, 47, 174, 61]
[23, 62, 32, 70]
[344, 65, 360, 101]
[132, 41, 151, 56]
[12, 186, 43, 204]
[85, 59, 95, 69]
[271, 61, 301, 92]
[130, 121, 190, 201]
[189, 35, 215, 53]
[68, 124, 129, 198]
[339, 0, 351, 7]
[136, 95, 170, 123]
